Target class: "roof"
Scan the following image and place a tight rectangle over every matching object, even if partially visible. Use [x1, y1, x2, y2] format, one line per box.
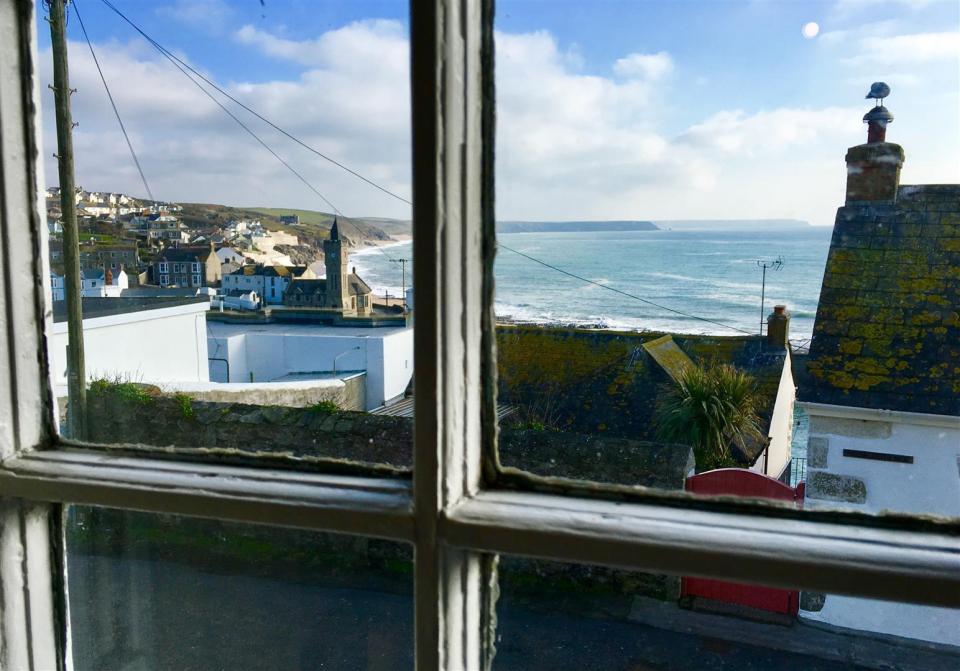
[801, 185, 960, 416]
[496, 325, 788, 465]
[348, 274, 371, 295]
[287, 278, 327, 296]
[53, 296, 209, 322]
[158, 246, 213, 262]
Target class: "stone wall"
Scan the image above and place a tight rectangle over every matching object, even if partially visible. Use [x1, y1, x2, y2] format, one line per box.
[86, 386, 412, 468]
[86, 384, 693, 489]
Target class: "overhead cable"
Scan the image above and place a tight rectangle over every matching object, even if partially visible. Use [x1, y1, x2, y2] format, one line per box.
[99, 0, 408, 208]
[73, 0, 154, 200]
[498, 243, 755, 335]
[99, 0, 341, 215]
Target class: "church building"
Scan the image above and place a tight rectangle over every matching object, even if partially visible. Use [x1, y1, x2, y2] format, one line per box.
[283, 219, 373, 316]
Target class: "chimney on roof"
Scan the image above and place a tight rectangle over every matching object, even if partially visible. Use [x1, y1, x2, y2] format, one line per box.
[845, 82, 904, 203]
[352, 266, 356, 275]
[766, 305, 790, 351]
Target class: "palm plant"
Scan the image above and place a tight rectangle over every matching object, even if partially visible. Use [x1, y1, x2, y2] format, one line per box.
[654, 363, 764, 471]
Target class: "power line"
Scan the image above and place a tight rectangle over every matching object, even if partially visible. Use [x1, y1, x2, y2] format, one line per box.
[97, 0, 753, 335]
[98, 0, 341, 216]
[498, 243, 754, 335]
[72, 0, 154, 200]
[98, 0, 410, 208]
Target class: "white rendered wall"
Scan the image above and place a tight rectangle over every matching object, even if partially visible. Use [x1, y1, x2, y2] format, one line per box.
[50, 303, 210, 389]
[800, 408, 960, 646]
[764, 354, 795, 478]
[206, 325, 413, 410]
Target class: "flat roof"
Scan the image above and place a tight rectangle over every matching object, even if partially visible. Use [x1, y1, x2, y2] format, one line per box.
[206, 321, 411, 338]
[53, 296, 209, 323]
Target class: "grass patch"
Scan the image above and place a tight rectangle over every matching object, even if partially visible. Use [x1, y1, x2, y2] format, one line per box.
[307, 400, 340, 415]
[173, 393, 195, 419]
[89, 378, 154, 405]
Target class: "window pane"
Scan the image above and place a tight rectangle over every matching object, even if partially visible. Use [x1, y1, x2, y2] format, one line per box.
[491, 1, 960, 518]
[492, 555, 960, 670]
[38, 2, 415, 471]
[66, 506, 412, 670]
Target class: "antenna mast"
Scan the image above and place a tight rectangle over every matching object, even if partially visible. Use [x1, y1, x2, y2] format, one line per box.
[757, 256, 784, 335]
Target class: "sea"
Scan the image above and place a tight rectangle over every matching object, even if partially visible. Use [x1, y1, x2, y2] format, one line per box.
[353, 226, 834, 342]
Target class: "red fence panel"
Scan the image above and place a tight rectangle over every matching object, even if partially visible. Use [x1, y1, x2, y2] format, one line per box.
[681, 469, 804, 616]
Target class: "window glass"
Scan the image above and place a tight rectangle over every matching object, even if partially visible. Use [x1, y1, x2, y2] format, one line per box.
[492, 555, 960, 670]
[67, 506, 413, 670]
[39, 1, 415, 472]
[489, 0, 960, 519]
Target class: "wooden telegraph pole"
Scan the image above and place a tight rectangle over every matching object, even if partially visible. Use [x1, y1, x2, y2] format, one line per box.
[49, 0, 87, 439]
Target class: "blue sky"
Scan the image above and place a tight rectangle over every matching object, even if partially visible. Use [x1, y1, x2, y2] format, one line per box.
[37, 0, 959, 224]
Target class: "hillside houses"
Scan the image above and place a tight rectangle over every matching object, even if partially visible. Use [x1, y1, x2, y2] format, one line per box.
[221, 264, 316, 304]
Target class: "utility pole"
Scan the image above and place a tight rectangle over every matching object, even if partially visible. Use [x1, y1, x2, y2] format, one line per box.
[756, 256, 784, 336]
[390, 258, 409, 309]
[50, 0, 87, 440]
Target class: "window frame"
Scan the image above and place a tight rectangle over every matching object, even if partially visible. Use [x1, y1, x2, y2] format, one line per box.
[0, 1, 957, 670]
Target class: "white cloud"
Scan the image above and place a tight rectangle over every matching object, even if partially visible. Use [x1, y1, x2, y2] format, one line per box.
[235, 20, 408, 70]
[613, 51, 674, 80]
[844, 31, 960, 66]
[38, 23, 956, 229]
[677, 107, 860, 155]
[157, 0, 233, 26]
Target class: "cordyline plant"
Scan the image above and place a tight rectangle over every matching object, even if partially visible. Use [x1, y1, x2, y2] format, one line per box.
[654, 363, 765, 472]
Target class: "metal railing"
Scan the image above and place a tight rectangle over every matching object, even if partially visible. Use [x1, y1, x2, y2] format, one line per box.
[789, 457, 807, 488]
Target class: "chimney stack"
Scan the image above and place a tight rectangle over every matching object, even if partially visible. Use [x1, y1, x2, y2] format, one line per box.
[846, 82, 904, 203]
[767, 305, 790, 351]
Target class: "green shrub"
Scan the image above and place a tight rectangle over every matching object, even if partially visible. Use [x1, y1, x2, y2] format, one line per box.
[654, 363, 764, 471]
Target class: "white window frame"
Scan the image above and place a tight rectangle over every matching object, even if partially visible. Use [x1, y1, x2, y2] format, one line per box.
[0, 2, 958, 670]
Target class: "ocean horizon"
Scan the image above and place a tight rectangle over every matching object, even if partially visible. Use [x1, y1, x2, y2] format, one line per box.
[353, 226, 833, 341]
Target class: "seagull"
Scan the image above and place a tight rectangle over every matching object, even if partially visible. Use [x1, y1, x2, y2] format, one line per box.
[865, 82, 891, 105]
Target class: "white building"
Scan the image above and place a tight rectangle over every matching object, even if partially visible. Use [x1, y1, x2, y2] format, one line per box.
[216, 247, 246, 267]
[50, 272, 65, 302]
[213, 290, 259, 312]
[80, 268, 129, 297]
[798, 132, 960, 646]
[206, 321, 413, 410]
[50, 298, 211, 395]
[221, 264, 316, 305]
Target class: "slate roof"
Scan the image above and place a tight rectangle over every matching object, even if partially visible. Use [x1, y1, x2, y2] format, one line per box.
[157, 246, 213, 263]
[801, 185, 960, 416]
[348, 274, 372, 295]
[287, 278, 327, 296]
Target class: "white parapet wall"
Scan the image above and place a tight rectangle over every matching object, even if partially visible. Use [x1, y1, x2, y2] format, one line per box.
[50, 300, 211, 393]
[206, 322, 413, 411]
[162, 374, 366, 411]
[798, 403, 960, 647]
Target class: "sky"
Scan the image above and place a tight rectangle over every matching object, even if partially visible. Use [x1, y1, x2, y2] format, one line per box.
[36, 0, 960, 226]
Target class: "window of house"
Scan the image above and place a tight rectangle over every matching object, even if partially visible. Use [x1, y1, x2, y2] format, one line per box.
[2, 2, 957, 670]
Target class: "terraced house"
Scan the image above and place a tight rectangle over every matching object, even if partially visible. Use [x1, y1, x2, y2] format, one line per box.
[153, 243, 221, 288]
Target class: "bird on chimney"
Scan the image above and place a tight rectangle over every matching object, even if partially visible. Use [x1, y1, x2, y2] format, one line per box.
[865, 82, 891, 106]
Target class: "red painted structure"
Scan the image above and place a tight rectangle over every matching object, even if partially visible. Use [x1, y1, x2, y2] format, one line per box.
[681, 469, 804, 616]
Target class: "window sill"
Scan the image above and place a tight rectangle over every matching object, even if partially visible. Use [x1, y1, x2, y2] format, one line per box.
[0, 448, 414, 541]
[442, 489, 960, 607]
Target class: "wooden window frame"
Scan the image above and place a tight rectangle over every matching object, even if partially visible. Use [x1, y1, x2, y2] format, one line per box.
[0, 1, 957, 670]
